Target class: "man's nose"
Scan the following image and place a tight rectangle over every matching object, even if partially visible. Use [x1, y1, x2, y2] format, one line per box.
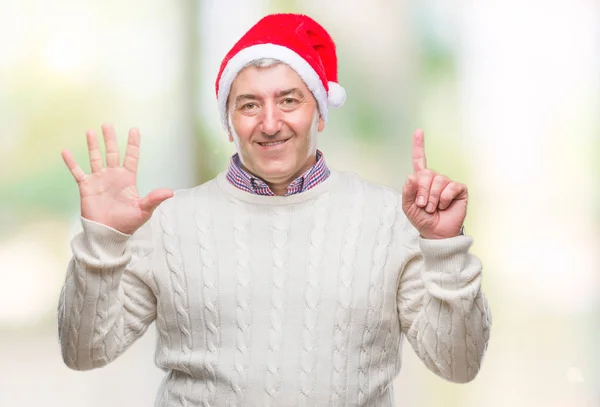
[259, 102, 283, 136]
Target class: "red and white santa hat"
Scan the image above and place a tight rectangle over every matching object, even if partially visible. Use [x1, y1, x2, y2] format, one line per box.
[215, 13, 346, 131]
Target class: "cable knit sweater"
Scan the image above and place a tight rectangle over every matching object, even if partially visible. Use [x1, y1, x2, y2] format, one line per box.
[58, 169, 492, 407]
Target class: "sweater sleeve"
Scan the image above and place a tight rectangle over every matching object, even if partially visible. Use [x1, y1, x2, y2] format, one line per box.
[57, 216, 157, 371]
[396, 216, 492, 383]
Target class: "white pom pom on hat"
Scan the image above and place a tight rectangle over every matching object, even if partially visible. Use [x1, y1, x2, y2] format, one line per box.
[215, 13, 346, 131]
[327, 81, 346, 108]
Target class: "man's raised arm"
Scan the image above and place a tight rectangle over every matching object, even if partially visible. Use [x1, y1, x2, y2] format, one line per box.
[58, 124, 172, 370]
[396, 129, 492, 382]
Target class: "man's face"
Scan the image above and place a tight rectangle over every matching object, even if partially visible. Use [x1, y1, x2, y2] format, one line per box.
[227, 63, 325, 187]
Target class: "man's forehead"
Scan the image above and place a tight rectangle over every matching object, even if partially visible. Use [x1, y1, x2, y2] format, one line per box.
[231, 64, 307, 94]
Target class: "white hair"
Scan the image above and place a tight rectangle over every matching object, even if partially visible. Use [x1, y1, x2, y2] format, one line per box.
[244, 57, 282, 68]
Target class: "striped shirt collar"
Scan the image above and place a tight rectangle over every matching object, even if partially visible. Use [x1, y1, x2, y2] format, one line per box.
[226, 150, 330, 196]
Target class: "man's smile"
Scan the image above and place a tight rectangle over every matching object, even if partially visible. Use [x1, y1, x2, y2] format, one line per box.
[257, 137, 291, 148]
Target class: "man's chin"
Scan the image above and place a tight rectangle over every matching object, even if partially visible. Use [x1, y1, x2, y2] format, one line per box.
[249, 161, 296, 181]
[257, 168, 293, 183]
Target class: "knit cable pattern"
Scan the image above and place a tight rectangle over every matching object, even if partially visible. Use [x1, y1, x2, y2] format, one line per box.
[57, 272, 69, 360]
[330, 179, 365, 406]
[194, 190, 221, 406]
[152, 270, 173, 405]
[464, 290, 491, 379]
[112, 249, 153, 361]
[378, 311, 400, 397]
[357, 190, 397, 406]
[264, 206, 290, 403]
[437, 300, 454, 379]
[230, 196, 252, 403]
[66, 259, 87, 368]
[379, 210, 407, 395]
[297, 192, 330, 402]
[411, 253, 491, 382]
[92, 266, 112, 366]
[161, 206, 194, 406]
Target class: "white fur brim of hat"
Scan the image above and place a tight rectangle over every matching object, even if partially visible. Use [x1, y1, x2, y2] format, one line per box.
[217, 43, 346, 131]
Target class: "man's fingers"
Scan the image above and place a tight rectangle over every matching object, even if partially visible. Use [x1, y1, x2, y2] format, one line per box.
[439, 182, 467, 210]
[123, 128, 141, 174]
[139, 188, 174, 213]
[426, 175, 450, 213]
[102, 123, 120, 168]
[86, 129, 103, 173]
[401, 173, 418, 214]
[412, 129, 427, 173]
[61, 149, 87, 183]
[415, 169, 434, 208]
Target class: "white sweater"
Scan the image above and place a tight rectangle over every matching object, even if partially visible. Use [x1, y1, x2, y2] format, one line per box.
[58, 169, 491, 407]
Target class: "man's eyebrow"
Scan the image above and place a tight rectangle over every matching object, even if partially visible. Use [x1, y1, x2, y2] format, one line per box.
[235, 94, 259, 104]
[277, 88, 304, 98]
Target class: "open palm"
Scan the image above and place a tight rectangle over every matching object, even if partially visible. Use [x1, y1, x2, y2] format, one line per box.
[62, 124, 173, 235]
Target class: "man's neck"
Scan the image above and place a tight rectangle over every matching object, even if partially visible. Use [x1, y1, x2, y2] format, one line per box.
[241, 156, 317, 196]
[268, 182, 289, 196]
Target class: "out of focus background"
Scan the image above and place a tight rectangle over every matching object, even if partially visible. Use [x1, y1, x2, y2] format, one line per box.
[1, 0, 598, 406]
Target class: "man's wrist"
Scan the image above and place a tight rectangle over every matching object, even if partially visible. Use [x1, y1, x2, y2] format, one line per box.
[420, 225, 465, 240]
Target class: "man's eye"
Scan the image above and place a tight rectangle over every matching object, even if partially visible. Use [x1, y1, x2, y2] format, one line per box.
[242, 103, 257, 110]
[282, 98, 298, 105]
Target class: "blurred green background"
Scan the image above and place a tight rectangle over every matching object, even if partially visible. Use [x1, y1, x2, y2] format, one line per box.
[1, 0, 598, 406]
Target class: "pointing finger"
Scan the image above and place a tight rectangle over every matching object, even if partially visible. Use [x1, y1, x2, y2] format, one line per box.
[412, 129, 427, 173]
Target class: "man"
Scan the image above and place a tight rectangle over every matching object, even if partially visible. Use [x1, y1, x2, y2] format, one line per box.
[58, 13, 491, 407]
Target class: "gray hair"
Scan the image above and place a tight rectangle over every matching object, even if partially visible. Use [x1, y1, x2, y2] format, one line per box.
[244, 57, 282, 68]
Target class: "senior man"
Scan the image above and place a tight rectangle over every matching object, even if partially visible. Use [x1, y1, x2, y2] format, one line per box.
[58, 13, 491, 407]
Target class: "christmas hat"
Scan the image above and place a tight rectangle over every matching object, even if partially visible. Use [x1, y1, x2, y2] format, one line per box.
[215, 13, 346, 130]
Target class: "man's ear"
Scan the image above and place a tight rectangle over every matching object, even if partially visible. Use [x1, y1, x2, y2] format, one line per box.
[228, 132, 234, 142]
[318, 116, 325, 132]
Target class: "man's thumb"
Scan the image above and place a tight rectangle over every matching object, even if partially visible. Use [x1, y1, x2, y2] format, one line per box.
[140, 188, 174, 213]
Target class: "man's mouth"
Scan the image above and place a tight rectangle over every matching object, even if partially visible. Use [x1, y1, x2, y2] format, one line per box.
[257, 138, 290, 147]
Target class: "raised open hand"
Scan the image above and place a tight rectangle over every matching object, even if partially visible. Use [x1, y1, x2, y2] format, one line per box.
[62, 124, 174, 235]
[401, 129, 467, 239]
